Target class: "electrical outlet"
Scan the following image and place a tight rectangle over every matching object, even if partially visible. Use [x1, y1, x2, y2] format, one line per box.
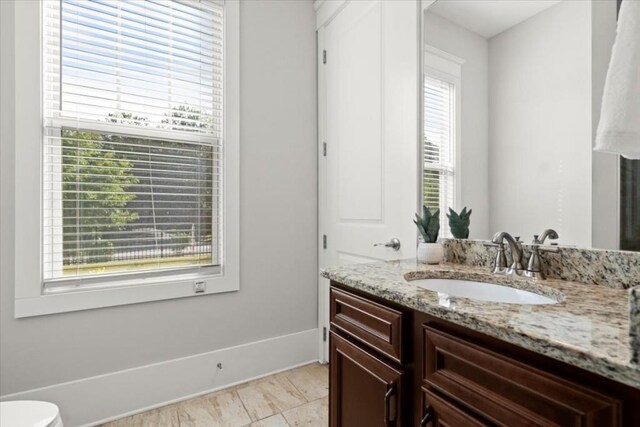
[194, 280, 206, 293]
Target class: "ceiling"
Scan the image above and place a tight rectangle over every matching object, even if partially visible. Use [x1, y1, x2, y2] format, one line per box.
[429, 0, 562, 39]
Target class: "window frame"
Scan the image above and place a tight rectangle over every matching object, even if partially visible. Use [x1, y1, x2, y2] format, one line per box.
[422, 45, 463, 234]
[13, 0, 240, 318]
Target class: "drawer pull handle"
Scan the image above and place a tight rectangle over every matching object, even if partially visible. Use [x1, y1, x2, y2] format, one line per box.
[420, 405, 433, 427]
[384, 382, 396, 426]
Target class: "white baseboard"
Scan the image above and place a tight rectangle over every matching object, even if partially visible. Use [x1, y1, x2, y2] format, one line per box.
[0, 328, 319, 427]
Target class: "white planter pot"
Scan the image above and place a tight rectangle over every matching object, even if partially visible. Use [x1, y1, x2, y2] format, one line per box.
[417, 242, 444, 264]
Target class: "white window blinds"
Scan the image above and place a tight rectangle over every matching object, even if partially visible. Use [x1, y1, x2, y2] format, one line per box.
[42, 0, 224, 282]
[423, 74, 455, 236]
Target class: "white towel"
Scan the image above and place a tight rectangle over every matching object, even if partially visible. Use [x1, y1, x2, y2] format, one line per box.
[594, 0, 640, 159]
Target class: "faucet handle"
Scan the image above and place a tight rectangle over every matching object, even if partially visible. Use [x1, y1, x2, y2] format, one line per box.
[524, 243, 560, 279]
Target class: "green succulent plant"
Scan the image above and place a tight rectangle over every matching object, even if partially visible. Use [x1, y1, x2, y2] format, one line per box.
[413, 205, 440, 243]
[447, 207, 472, 239]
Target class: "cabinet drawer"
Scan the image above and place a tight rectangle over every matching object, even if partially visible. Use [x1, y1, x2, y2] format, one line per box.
[422, 388, 488, 427]
[330, 287, 403, 363]
[423, 325, 621, 427]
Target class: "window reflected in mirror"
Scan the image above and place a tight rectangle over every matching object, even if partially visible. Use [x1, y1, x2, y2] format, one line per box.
[620, 158, 640, 251]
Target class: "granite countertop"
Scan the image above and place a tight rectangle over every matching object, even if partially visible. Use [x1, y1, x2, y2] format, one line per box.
[321, 260, 640, 389]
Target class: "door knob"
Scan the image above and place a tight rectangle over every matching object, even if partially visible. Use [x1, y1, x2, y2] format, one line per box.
[374, 238, 401, 251]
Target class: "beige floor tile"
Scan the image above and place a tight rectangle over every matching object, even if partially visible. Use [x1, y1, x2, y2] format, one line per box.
[281, 397, 328, 427]
[236, 376, 307, 421]
[100, 406, 179, 427]
[102, 364, 328, 427]
[193, 384, 241, 402]
[177, 390, 252, 427]
[283, 363, 328, 402]
[246, 413, 290, 427]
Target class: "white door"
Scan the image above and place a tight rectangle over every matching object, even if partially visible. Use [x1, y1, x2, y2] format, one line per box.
[317, 0, 420, 361]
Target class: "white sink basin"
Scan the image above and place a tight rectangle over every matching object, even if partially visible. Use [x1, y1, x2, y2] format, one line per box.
[410, 278, 558, 305]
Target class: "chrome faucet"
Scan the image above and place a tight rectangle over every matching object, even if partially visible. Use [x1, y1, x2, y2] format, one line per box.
[486, 229, 560, 279]
[491, 232, 525, 275]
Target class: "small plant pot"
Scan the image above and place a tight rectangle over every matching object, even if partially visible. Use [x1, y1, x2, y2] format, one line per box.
[417, 242, 444, 264]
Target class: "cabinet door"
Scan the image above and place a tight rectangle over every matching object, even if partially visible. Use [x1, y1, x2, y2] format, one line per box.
[330, 332, 403, 427]
[421, 388, 488, 427]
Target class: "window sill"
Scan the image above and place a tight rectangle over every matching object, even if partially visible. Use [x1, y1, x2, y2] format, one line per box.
[14, 271, 239, 318]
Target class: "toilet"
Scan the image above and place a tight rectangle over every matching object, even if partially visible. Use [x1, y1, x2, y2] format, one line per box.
[0, 401, 63, 427]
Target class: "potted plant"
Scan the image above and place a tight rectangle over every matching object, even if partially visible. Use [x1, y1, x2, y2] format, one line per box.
[413, 205, 444, 264]
[447, 207, 472, 238]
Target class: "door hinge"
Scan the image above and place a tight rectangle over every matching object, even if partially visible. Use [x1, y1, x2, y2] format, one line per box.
[323, 142, 327, 157]
[323, 327, 327, 342]
[323, 50, 327, 64]
[323, 234, 327, 249]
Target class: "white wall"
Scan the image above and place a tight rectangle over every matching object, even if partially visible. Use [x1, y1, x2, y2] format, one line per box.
[0, 0, 318, 422]
[424, 11, 490, 240]
[488, 1, 592, 247]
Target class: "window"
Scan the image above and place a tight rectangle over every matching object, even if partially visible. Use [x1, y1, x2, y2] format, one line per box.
[423, 74, 455, 230]
[620, 158, 640, 251]
[43, 0, 223, 284]
[13, 0, 239, 317]
[422, 46, 462, 236]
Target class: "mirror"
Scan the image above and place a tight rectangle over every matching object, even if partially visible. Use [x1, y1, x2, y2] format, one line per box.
[422, 0, 639, 250]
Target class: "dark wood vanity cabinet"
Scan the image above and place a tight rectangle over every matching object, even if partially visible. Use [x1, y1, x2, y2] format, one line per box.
[329, 282, 640, 427]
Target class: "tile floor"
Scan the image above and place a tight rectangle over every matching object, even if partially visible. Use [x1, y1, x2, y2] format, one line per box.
[101, 363, 329, 427]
